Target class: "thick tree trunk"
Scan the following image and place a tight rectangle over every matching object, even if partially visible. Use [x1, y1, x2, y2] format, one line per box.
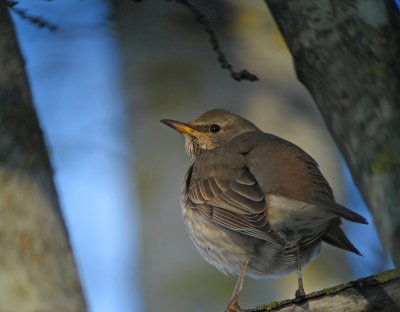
[249, 269, 400, 312]
[264, 1, 400, 265]
[0, 4, 86, 311]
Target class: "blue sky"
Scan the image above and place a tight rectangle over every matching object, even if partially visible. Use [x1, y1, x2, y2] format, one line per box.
[342, 162, 393, 276]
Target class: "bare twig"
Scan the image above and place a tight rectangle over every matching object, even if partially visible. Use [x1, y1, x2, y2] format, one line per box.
[170, 0, 259, 82]
[6, 0, 19, 8]
[7, 1, 57, 31]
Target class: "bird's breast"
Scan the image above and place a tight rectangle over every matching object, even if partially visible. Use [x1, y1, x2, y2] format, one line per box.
[180, 195, 253, 276]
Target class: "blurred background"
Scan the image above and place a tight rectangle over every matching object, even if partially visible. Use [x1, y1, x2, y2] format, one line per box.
[11, 0, 393, 311]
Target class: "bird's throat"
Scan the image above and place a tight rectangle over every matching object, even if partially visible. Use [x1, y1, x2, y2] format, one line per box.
[184, 135, 202, 161]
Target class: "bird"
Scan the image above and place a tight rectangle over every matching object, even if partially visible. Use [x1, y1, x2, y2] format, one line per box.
[161, 109, 367, 312]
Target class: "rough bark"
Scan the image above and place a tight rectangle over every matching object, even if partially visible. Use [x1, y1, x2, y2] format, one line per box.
[264, 1, 400, 266]
[249, 269, 400, 312]
[0, 4, 86, 311]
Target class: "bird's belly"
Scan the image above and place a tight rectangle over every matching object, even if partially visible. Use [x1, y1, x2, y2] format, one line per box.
[182, 205, 298, 278]
[249, 241, 321, 279]
[180, 195, 327, 279]
[182, 205, 258, 276]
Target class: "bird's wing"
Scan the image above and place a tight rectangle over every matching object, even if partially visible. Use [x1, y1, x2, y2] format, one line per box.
[187, 167, 285, 247]
[250, 133, 368, 225]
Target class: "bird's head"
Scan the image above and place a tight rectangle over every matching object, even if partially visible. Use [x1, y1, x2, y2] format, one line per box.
[161, 109, 259, 160]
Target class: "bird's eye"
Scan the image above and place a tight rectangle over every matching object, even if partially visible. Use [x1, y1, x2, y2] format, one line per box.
[209, 124, 221, 133]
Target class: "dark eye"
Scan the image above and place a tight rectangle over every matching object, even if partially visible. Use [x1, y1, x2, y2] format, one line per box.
[209, 124, 221, 133]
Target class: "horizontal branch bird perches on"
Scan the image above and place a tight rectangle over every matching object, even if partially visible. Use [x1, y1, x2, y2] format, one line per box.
[249, 269, 400, 312]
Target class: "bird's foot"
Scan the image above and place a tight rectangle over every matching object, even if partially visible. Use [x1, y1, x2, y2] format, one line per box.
[294, 287, 306, 302]
[224, 296, 244, 312]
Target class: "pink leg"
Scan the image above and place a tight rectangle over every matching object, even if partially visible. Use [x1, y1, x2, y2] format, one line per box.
[225, 260, 249, 312]
[295, 245, 305, 299]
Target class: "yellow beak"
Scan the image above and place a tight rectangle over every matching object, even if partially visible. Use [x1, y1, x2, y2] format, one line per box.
[161, 119, 201, 137]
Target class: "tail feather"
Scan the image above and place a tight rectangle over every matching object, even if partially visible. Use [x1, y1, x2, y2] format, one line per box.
[320, 200, 368, 224]
[322, 219, 362, 256]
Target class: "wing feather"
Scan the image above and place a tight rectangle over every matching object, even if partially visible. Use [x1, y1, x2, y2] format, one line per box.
[188, 167, 284, 247]
[231, 180, 264, 201]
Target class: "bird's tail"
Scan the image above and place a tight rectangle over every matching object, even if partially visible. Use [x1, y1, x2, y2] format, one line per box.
[322, 219, 362, 256]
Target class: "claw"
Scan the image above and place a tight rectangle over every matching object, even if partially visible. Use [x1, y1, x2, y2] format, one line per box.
[294, 244, 306, 302]
[295, 288, 305, 299]
[224, 296, 244, 312]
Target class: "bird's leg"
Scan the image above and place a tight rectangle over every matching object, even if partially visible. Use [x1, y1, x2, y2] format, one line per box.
[225, 260, 249, 312]
[295, 244, 305, 299]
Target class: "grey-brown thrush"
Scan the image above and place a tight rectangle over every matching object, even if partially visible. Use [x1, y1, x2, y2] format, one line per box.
[161, 109, 367, 312]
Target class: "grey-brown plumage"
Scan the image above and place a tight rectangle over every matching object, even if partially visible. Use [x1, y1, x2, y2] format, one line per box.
[161, 109, 367, 311]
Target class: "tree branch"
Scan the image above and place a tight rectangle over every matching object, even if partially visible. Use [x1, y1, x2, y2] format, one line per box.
[265, 0, 400, 265]
[249, 269, 400, 312]
[0, 3, 85, 311]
